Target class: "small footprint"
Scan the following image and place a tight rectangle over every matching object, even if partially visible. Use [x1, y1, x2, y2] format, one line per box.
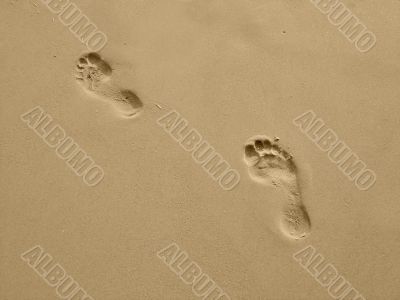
[75, 52, 143, 118]
[244, 135, 311, 240]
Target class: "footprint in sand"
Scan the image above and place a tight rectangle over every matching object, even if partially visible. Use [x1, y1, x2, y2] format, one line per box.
[244, 135, 311, 240]
[74, 52, 143, 118]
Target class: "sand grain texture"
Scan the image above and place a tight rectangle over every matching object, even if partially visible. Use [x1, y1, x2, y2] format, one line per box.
[1, 0, 400, 299]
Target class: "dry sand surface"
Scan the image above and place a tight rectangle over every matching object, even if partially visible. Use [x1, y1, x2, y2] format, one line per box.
[1, 0, 400, 299]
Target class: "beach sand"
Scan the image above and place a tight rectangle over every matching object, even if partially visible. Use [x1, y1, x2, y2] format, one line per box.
[1, 0, 400, 299]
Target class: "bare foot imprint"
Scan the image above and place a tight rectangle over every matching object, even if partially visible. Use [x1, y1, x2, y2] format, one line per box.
[74, 52, 143, 118]
[244, 135, 311, 240]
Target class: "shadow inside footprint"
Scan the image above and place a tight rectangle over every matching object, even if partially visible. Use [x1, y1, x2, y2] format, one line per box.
[85, 52, 112, 76]
[115, 90, 143, 117]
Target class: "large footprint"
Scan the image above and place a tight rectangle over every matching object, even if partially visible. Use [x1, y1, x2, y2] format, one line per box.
[244, 135, 311, 240]
[74, 52, 143, 118]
